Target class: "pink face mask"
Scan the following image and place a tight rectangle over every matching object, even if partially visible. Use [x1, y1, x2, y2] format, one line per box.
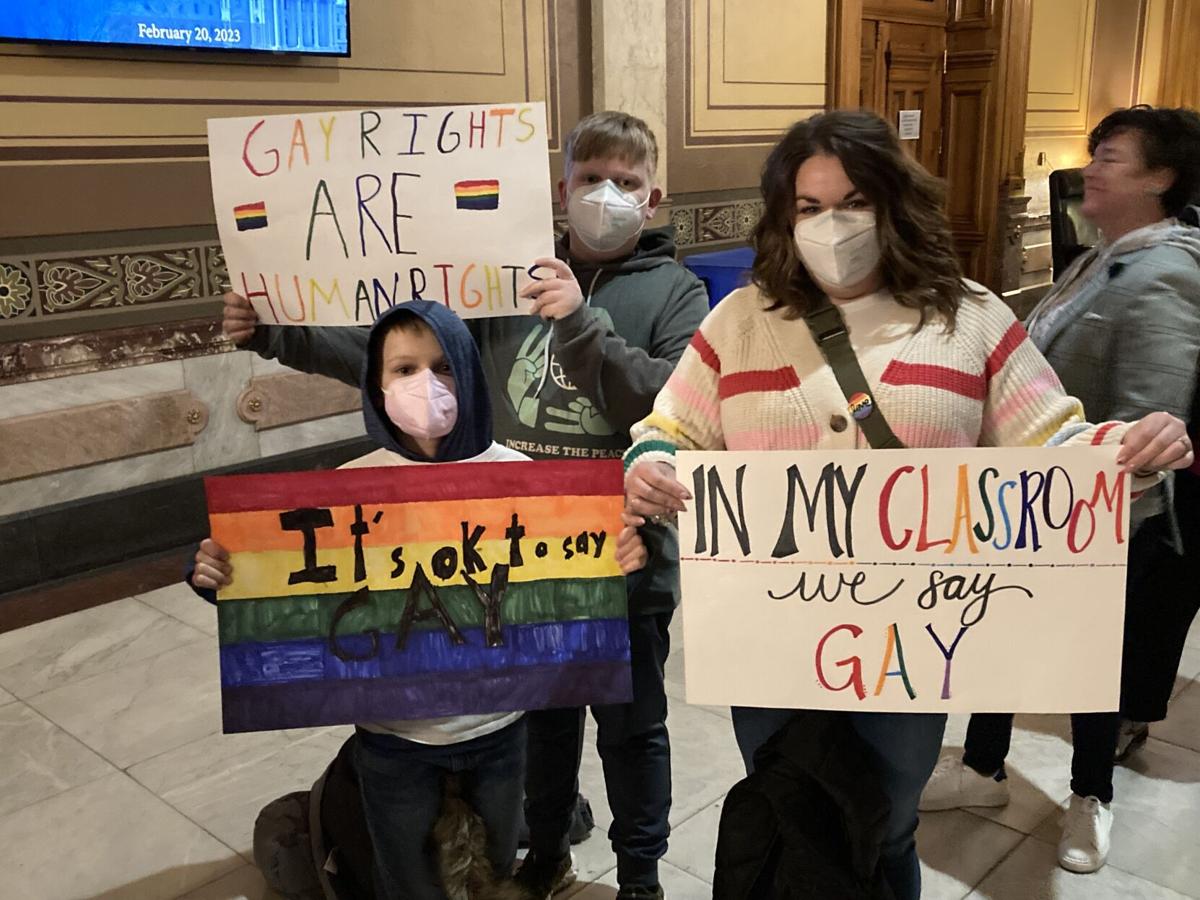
[383, 369, 457, 440]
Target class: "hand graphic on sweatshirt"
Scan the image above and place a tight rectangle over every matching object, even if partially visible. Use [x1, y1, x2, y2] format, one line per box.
[507, 326, 549, 427]
[545, 396, 616, 436]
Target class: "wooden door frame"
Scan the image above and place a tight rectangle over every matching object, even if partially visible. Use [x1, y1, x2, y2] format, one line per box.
[828, 0, 865, 108]
[828, 0, 1035, 290]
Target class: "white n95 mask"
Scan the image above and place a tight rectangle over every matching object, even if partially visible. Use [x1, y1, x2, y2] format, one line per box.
[793, 209, 881, 288]
[568, 180, 650, 253]
[383, 369, 457, 439]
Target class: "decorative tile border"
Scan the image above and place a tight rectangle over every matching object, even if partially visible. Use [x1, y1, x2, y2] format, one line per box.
[0, 200, 753, 387]
[0, 200, 753, 325]
[669, 198, 763, 251]
[0, 241, 229, 323]
[0, 201, 756, 325]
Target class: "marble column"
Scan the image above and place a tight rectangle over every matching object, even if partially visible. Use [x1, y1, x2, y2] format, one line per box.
[590, 0, 670, 195]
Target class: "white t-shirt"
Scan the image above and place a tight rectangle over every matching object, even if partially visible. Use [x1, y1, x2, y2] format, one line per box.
[341, 441, 528, 745]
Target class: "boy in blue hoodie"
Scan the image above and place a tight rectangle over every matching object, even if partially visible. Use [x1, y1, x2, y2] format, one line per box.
[219, 112, 707, 899]
[194, 300, 649, 899]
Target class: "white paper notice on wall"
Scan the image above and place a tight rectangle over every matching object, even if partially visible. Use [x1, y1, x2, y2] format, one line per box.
[898, 109, 922, 140]
[207, 103, 556, 326]
[676, 446, 1132, 714]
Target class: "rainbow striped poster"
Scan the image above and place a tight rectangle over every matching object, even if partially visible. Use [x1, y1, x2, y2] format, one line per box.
[205, 459, 631, 733]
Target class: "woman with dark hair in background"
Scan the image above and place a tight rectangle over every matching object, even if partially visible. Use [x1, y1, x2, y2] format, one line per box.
[921, 105, 1200, 875]
[620, 109, 1194, 900]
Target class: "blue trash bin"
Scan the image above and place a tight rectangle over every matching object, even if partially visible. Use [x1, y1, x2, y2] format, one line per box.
[682, 247, 755, 308]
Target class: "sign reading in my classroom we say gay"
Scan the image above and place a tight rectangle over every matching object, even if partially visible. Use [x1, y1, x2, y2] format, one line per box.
[676, 446, 1133, 714]
[207, 102, 555, 326]
[205, 459, 631, 734]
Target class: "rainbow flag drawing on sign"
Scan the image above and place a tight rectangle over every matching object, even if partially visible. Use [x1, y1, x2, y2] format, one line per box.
[233, 201, 268, 231]
[205, 459, 631, 733]
[454, 179, 501, 210]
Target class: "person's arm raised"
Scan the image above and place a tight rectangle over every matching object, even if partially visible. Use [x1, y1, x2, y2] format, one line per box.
[521, 258, 709, 434]
[222, 291, 367, 389]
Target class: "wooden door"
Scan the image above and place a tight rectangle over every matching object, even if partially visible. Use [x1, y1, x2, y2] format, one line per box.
[837, 0, 1034, 290]
[940, 0, 1033, 287]
[860, 18, 946, 174]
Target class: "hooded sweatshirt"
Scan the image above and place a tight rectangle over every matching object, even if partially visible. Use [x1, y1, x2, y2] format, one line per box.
[246, 226, 710, 614]
[343, 299, 527, 745]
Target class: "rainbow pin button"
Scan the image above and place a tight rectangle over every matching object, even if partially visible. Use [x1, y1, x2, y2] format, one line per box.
[848, 391, 874, 421]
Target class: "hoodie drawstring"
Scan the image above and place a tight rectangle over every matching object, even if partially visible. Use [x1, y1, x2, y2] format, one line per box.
[534, 267, 604, 398]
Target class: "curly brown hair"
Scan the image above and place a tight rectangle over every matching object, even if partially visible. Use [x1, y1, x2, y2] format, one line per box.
[751, 110, 968, 328]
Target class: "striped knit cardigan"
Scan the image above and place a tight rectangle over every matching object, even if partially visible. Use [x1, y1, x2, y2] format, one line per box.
[625, 283, 1151, 481]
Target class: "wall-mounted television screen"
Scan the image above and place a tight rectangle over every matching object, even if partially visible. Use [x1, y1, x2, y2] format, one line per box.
[0, 1, 350, 56]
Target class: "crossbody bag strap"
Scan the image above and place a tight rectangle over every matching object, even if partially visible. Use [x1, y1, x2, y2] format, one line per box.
[802, 296, 906, 450]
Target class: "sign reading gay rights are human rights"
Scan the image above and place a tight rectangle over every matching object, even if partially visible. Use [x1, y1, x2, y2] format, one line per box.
[205, 459, 630, 733]
[207, 103, 555, 326]
[677, 447, 1132, 714]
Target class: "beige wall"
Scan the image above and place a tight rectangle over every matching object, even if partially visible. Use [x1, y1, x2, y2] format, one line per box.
[1023, 0, 1159, 183]
[667, 0, 828, 197]
[665, 0, 830, 250]
[1, 1, 568, 242]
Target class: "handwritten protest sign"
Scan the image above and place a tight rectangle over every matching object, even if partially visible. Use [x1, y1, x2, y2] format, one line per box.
[207, 102, 555, 326]
[205, 459, 630, 733]
[677, 447, 1131, 713]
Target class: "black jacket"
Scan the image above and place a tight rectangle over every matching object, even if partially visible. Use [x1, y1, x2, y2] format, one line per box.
[714, 712, 895, 900]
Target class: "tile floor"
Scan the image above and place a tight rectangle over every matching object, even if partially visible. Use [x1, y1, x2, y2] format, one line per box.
[1, 582, 1198, 899]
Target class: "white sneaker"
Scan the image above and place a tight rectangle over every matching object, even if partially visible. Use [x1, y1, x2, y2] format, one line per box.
[1058, 794, 1113, 873]
[918, 754, 1010, 811]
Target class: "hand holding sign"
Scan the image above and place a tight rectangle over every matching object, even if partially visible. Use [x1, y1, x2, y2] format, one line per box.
[193, 538, 233, 590]
[1116, 410, 1193, 473]
[625, 460, 692, 519]
[221, 292, 259, 346]
[522, 257, 585, 321]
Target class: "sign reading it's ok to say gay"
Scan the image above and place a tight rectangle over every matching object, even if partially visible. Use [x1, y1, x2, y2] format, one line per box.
[205, 459, 630, 734]
[207, 102, 555, 327]
[677, 446, 1133, 714]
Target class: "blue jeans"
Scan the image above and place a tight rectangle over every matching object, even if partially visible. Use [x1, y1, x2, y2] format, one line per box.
[731, 707, 946, 900]
[354, 718, 527, 900]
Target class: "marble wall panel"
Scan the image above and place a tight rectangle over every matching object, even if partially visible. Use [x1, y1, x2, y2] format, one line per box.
[238, 372, 362, 432]
[0, 360, 185, 420]
[0, 391, 208, 485]
[593, 0, 670, 189]
[248, 354, 292, 377]
[257, 411, 366, 460]
[0, 446, 197, 518]
[0, 317, 227, 385]
[182, 353, 260, 473]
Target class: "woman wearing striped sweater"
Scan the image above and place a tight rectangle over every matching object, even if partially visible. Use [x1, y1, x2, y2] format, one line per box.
[622, 111, 1193, 900]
